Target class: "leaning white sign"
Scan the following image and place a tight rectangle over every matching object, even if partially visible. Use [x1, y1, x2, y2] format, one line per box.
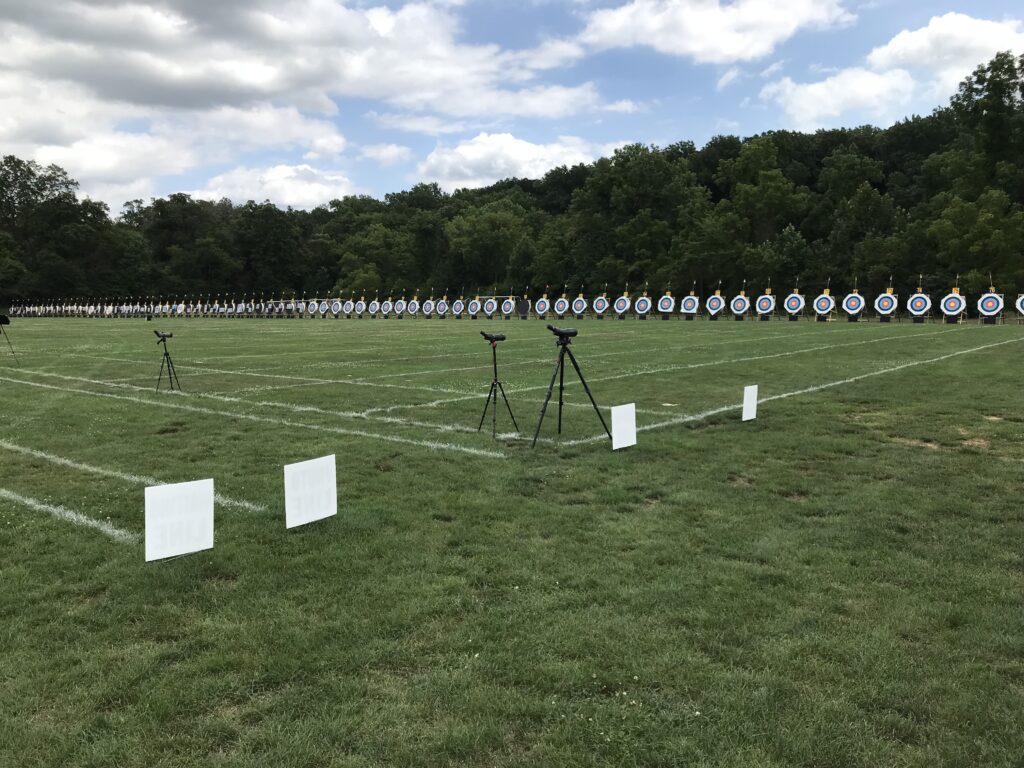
[742, 385, 759, 422]
[284, 454, 337, 529]
[145, 478, 215, 561]
[611, 403, 637, 450]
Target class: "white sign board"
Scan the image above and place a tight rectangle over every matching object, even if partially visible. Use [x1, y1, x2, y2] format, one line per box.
[742, 385, 759, 422]
[611, 403, 637, 450]
[284, 454, 337, 529]
[145, 478, 215, 561]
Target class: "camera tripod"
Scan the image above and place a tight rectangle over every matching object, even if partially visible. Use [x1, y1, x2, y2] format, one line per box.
[532, 325, 611, 447]
[155, 336, 181, 391]
[0, 319, 16, 363]
[478, 332, 519, 438]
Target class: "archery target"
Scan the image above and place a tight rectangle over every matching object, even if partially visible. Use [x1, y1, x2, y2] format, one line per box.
[842, 293, 865, 315]
[469, 299, 482, 316]
[553, 297, 570, 316]
[705, 295, 725, 315]
[482, 299, 496, 316]
[535, 298, 550, 314]
[977, 293, 1003, 317]
[813, 294, 835, 315]
[331, 301, 342, 315]
[247, 302, 255, 313]
[407, 300, 419, 315]
[343, 300, 355, 314]
[680, 295, 699, 314]
[940, 293, 966, 316]
[874, 294, 897, 315]
[354, 300, 366, 314]
[614, 295, 632, 314]
[436, 300, 449, 316]
[422, 300, 434, 315]
[1016, 295, 1024, 316]
[635, 296, 652, 314]
[297, 301, 306, 314]
[572, 297, 588, 314]
[907, 293, 931, 316]
[309, 302, 318, 315]
[451, 300, 465, 316]
[382, 300, 394, 315]
[286, 301, 295, 312]
[730, 295, 750, 315]
[756, 295, 776, 314]
[501, 298, 516, 315]
[368, 300, 380, 314]
[394, 299, 407, 314]
[657, 295, 675, 313]
[319, 300, 329, 314]
[592, 296, 609, 314]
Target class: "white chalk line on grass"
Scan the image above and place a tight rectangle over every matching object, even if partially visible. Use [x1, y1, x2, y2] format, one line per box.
[0, 374, 507, 459]
[0, 438, 266, 513]
[562, 335, 1024, 445]
[0, 487, 139, 544]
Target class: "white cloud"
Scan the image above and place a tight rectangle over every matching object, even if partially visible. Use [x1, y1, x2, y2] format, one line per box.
[191, 165, 356, 209]
[760, 12, 1024, 130]
[359, 143, 414, 166]
[417, 132, 623, 191]
[717, 66, 742, 90]
[367, 112, 469, 135]
[580, 0, 854, 63]
[604, 99, 641, 113]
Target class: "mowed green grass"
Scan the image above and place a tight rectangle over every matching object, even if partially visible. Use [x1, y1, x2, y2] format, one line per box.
[1, 315, 1023, 768]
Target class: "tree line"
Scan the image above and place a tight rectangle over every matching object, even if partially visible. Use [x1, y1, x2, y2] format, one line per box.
[2, 53, 1023, 307]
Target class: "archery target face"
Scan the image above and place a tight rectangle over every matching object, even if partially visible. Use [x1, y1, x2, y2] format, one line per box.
[907, 293, 931, 315]
[977, 293, 1003, 316]
[501, 298, 515, 315]
[635, 296, 652, 314]
[553, 297, 570, 315]
[614, 296, 632, 313]
[706, 295, 724, 314]
[756, 295, 775, 314]
[842, 293, 864, 315]
[572, 297, 588, 314]
[481, 299, 496, 316]
[331, 301, 342, 315]
[874, 294, 897, 315]
[310, 302, 319, 315]
[457, 299, 471, 315]
[354, 300, 366, 314]
[436, 300, 449, 315]
[422, 300, 434, 315]
[319, 301, 329, 314]
[343, 300, 355, 314]
[730, 295, 750, 314]
[1016, 295, 1024, 315]
[657, 295, 675, 312]
[940, 293, 966, 316]
[814, 294, 835, 314]
[680, 296, 699, 314]
[381, 300, 393, 314]
[407, 300, 419, 315]
[592, 296, 609, 313]
[394, 300, 407, 314]
[535, 298, 550, 314]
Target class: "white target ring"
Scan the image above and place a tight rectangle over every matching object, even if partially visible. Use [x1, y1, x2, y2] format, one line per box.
[706, 295, 725, 315]
[635, 296, 652, 314]
[874, 294, 897, 315]
[977, 293, 1003, 317]
[940, 293, 966, 316]
[1016, 295, 1024, 316]
[730, 295, 750, 315]
[592, 296, 608, 314]
[907, 293, 931, 316]
[614, 296, 632, 314]
[680, 296, 699, 314]
[553, 297, 570, 316]
[813, 294, 835, 315]
[842, 293, 864, 315]
[572, 297, 588, 314]
[535, 298, 550, 315]
[501, 298, 516, 315]
[756, 295, 776, 314]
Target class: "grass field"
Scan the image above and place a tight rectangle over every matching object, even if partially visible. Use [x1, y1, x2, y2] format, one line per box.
[1, 315, 1023, 767]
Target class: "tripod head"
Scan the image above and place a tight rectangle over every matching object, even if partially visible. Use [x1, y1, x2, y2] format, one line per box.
[480, 331, 506, 346]
[547, 324, 577, 345]
[0, 315, 10, 326]
[154, 330, 172, 346]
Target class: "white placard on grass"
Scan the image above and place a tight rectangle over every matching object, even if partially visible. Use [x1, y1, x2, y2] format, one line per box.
[145, 478, 215, 561]
[742, 385, 759, 422]
[284, 454, 337, 529]
[611, 403, 637, 450]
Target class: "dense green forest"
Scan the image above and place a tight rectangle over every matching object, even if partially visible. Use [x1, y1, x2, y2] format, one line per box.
[2, 53, 1023, 305]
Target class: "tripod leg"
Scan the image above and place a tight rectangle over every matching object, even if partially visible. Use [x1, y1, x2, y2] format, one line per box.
[478, 380, 496, 432]
[532, 348, 564, 447]
[156, 354, 166, 391]
[558, 353, 565, 434]
[1, 327, 17, 363]
[565, 347, 612, 440]
[497, 381, 519, 432]
[168, 355, 181, 390]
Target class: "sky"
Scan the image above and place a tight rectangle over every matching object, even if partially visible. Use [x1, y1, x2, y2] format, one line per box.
[2, 0, 1023, 212]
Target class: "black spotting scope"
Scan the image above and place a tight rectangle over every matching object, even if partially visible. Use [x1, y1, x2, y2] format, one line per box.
[0, 315, 9, 326]
[480, 331, 506, 343]
[154, 330, 173, 342]
[546, 325, 578, 338]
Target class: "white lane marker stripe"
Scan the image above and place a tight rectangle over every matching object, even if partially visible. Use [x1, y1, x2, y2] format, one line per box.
[562, 336, 1024, 445]
[0, 438, 266, 513]
[0, 487, 139, 544]
[0, 375, 506, 459]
